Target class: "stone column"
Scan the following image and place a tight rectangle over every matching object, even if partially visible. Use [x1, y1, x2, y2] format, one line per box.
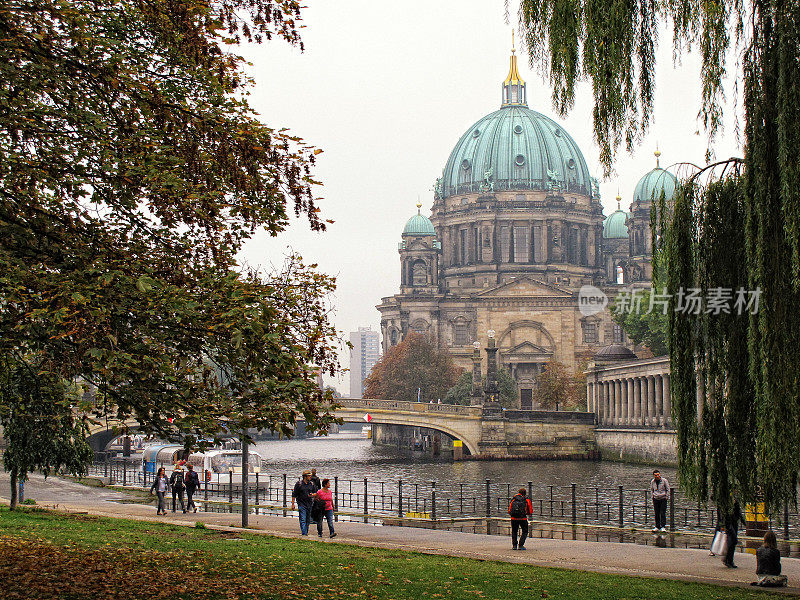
[604, 381, 610, 425]
[612, 380, 618, 426]
[640, 377, 649, 426]
[663, 374, 671, 427]
[616, 380, 623, 426]
[627, 379, 635, 426]
[655, 375, 664, 427]
[587, 382, 593, 413]
[647, 376, 657, 427]
[620, 378, 628, 425]
[633, 377, 642, 424]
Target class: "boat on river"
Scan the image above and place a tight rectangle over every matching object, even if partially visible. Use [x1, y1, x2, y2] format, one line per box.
[141, 443, 263, 483]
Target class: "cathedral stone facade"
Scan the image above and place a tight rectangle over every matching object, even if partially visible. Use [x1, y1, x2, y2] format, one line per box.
[377, 47, 676, 409]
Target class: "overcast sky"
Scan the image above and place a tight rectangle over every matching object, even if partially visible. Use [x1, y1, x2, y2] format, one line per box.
[236, 1, 742, 391]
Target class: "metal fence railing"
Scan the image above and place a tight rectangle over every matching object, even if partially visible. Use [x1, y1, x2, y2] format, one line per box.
[83, 460, 795, 542]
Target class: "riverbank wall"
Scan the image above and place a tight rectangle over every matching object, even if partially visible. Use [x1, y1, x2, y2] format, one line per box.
[595, 428, 677, 466]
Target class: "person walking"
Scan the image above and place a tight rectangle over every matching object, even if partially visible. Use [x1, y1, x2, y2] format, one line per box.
[315, 478, 337, 538]
[650, 470, 670, 532]
[723, 498, 746, 568]
[310, 469, 321, 490]
[149, 467, 170, 515]
[508, 488, 533, 550]
[185, 464, 200, 513]
[290, 469, 317, 535]
[169, 465, 187, 513]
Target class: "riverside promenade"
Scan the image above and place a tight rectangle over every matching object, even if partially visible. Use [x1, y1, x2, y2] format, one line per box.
[2, 471, 799, 595]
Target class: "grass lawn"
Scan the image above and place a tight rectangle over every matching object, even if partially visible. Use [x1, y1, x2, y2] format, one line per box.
[0, 508, 793, 600]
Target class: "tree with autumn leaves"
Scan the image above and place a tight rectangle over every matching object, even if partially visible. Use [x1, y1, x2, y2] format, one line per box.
[0, 0, 342, 508]
[364, 334, 461, 404]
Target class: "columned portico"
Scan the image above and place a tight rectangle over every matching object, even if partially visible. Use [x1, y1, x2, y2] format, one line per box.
[586, 356, 672, 430]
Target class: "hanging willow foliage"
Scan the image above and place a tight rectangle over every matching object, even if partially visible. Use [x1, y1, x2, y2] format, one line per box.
[514, 0, 800, 513]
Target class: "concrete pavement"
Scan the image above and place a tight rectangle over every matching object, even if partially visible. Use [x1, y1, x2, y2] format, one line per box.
[2, 472, 799, 595]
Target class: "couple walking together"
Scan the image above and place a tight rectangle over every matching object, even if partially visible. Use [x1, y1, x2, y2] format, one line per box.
[291, 469, 336, 538]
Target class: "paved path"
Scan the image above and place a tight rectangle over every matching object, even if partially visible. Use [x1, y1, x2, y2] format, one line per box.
[2, 472, 799, 595]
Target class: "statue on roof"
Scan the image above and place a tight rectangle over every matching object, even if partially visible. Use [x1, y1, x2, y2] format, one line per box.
[481, 167, 494, 192]
[547, 168, 561, 191]
[434, 176, 444, 199]
[590, 176, 600, 199]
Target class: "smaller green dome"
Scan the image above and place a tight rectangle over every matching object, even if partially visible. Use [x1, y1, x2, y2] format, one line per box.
[603, 209, 630, 239]
[633, 167, 678, 205]
[403, 212, 436, 236]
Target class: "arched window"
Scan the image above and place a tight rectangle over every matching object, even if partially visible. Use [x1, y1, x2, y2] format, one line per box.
[390, 329, 398, 346]
[412, 260, 428, 286]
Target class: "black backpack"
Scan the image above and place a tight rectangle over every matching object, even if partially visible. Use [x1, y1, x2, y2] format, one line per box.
[172, 472, 185, 490]
[509, 494, 527, 518]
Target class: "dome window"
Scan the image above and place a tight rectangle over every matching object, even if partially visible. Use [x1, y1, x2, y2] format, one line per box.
[567, 158, 576, 169]
[554, 128, 562, 137]
[472, 129, 481, 138]
[515, 154, 526, 166]
[461, 159, 471, 170]
[513, 124, 523, 134]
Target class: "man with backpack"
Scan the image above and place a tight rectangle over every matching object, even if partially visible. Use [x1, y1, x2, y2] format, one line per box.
[508, 488, 533, 550]
[169, 465, 187, 513]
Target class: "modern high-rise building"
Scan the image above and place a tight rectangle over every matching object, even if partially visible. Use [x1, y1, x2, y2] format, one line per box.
[349, 327, 381, 397]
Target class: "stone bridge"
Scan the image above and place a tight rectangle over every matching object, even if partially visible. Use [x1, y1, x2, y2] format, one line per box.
[86, 399, 598, 459]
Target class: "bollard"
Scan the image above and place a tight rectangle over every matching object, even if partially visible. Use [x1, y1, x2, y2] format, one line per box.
[619, 485, 624, 528]
[142, 462, 147, 487]
[485, 479, 491, 535]
[229, 470, 233, 513]
[282, 474, 287, 517]
[669, 488, 675, 531]
[528, 481, 533, 506]
[254, 472, 259, 515]
[571, 483, 577, 525]
[123, 462, 127, 487]
[363, 477, 368, 523]
[785, 502, 790, 540]
[431, 481, 437, 526]
[398, 479, 403, 518]
[549, 485, 554, 517]
[334, 476, 339, 522]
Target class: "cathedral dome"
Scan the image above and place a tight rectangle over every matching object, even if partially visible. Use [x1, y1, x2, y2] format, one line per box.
[602, 208, 630, 239]
[633, 152, 678, 206]
[403, 209, 436, 236]
[439, 51, 592, 199]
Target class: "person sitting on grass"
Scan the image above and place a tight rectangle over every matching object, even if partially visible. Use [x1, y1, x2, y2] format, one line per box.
[751, 530, 788, 587]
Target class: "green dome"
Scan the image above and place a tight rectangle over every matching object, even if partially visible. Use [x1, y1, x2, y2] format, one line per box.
[603, 209, 630, 239]
[440, 106, 593, 198]
[403, 212, 436, 236]
[633, 167, 678, 205]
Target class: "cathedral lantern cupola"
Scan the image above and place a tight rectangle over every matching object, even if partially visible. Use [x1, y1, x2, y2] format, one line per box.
[502, 33, 527, 107]
[399, 202, 440, 294]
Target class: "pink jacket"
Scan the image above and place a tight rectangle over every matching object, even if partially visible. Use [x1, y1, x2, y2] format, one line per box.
[316, 488, 334, 511]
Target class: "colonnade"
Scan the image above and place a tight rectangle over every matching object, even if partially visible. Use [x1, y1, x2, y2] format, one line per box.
[586, 373, 671, 428]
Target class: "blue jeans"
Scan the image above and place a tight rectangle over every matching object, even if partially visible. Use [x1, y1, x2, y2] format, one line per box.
[317, 509, 335, 536]
[298, 503, 311, 535]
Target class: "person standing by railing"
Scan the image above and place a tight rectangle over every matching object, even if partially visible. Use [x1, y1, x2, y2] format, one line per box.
[508, 488, 533, 550]
[650, 470, 670, 533]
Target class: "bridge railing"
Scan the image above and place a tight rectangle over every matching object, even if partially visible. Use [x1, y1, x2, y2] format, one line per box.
[337, 398, 480, 416]
[80, 461, 798, 543]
